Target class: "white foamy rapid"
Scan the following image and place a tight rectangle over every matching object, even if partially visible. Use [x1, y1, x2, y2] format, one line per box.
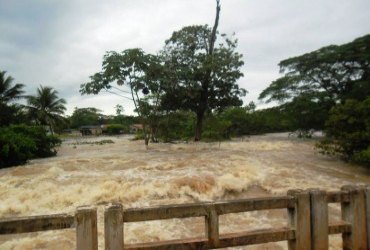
[0, 134, 369, 249]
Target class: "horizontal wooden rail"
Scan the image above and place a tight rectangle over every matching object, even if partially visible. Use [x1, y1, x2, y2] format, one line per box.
[0, 213, 74, 234]
[123, 196, 295, 223]
[114, 186, 370, 250]
[327, 191, 350, 203]
[125, 227, 295, 250]
[0, 207, 98, 250]
[123, 202, 210, 222]
[328, 222, 351, 235]
[214, 196, 295, 215]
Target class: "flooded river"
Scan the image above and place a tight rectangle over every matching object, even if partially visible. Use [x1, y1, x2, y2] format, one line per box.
[0, 133, 369, 249]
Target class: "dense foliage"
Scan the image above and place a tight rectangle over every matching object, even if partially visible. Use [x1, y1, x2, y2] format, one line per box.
[27, 86, 67, 135]
[259, 34, 370, 165]
[259, 35, 370, 104]
[69, 107, 103, 128]
[81, 49, 162, 145]
[0, 71, 26, 126]
[161, 23, 246, 140]
[259, 35, 370, 136]
[0, 125, 61, 168]
[105, 124, 128, 135]
[317, 98, 370, 165]
[0, 70, 66, 168]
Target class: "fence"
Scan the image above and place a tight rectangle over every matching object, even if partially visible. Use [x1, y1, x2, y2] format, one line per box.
[0, 185, 369, 249]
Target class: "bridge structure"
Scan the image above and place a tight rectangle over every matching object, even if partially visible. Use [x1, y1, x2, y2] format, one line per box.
[0, 185, 369, 249]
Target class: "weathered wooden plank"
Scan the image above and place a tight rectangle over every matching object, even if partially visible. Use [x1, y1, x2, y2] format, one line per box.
[205, 205, 219, 248]
[76, 206, 98, 250]
[341, 185, 368, 250]
[214, 196, 295, 215]
[310, 189, 328, 250]
[105, 204, 123, 250]
[287, 189, 311, 250]
[218, 228, 295, 248]
[327, 191, 350, 203]
[366, 186, 370, 249]
[0, 213, 74, 234]
[125, 228, 295, 250]
[125, 237, 208, 250]
[123, 196, 294, 223]
[328, 221, 351, 235]
[123, 203, 210, 222]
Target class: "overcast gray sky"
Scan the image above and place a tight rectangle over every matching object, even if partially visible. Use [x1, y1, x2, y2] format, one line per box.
[1, 0, 369, 116]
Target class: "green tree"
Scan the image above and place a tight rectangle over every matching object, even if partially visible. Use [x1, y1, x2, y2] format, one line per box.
[156, 111, 195, 142]
[115, 104, 124, 115]
[0, 125, 61, 168]
[160, 0, 246, 140]
[69, 107, 103, 128]
[259, 34, 370, 104]
[317, 97, 370, 166]
[259, 34, 370, 133]
[281, 93, 333, 137]
[0, 71, 25, 126]
[0, 71, 24, 104]
[27, 86, 66, 134]
[81, 49, 162, 146]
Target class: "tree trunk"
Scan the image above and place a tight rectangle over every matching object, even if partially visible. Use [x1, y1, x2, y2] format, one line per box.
[194, 0, 220, 141]
[145, 136, 149, 146]
[194, 111, 204, 141]
[142, 123, 150, 149]
[48, 124, 54, 136]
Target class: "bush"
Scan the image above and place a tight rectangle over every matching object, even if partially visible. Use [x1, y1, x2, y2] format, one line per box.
[316, 97, 370, 166]
[202, 115, 231, 141]
[106, 124, 127, 135]
[0, 125, 61, 168]
[156, 111, 195, 142]
[352, 147, 370, 166]
[0, 129, 36, 167]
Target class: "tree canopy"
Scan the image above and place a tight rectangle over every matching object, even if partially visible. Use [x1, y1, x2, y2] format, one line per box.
[27, 86, 67, 134]
[81, 0, 246, 142]
[259, 34, 370, 136]
[80, 48, 162, 145]
[160, 1, 246, 140]
[259, 34, 370, 104]
[0, 71, 25, 104]
[69, 107, 103, 128]
[0, 71, 26, 126]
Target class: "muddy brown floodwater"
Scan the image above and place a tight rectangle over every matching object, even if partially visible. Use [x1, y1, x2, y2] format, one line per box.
[0, 133, 369, 249]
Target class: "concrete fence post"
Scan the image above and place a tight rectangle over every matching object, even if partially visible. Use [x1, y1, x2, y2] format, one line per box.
[341, 185, 367, 249]
[309, 189, 328, 250]
[75, 206, 98, 250]
[105, 204, 123, 250]
[205, 204, 219, 248]
[287, 189, 311, 250]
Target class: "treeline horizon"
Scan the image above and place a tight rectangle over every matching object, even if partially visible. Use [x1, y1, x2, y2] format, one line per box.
[1, 32, 369, 167]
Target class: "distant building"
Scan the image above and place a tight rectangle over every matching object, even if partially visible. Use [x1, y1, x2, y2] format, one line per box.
[129, 124, 144, 133]
[80, 125, 103, 136]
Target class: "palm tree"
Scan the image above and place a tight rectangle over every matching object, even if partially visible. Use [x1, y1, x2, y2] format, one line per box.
[27, 86, 66, 135]
[0, 71, 25, 126]
[0, 71, 24, 104]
